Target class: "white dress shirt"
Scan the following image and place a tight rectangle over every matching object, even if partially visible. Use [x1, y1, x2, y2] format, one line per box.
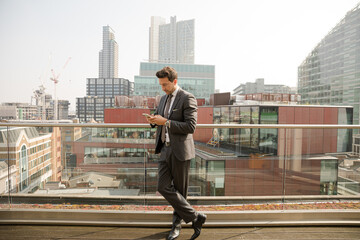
[167, 85, 179, 116]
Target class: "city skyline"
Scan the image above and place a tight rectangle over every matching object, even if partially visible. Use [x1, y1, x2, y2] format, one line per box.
[0, 0, 359, 111]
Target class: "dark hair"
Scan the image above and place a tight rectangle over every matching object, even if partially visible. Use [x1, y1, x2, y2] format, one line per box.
[156, 66, 178, 82]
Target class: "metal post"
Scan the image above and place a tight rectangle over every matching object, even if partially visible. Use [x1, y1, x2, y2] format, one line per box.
[281, 128, 287, 209]
[143, 129, 147, 206]
[7, 126, 11, 206]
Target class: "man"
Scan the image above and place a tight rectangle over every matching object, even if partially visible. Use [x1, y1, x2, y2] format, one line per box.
[146, 66, 206, 240]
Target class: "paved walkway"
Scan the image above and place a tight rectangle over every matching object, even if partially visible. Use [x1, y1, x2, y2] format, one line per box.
[1, 225, 360, 240]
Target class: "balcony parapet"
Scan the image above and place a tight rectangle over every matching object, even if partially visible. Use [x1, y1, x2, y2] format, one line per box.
[1, 208, 359, 227]
[1, 122, 360, 129]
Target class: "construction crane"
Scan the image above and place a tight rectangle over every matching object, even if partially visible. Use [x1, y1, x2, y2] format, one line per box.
[50, 57, 71, 120]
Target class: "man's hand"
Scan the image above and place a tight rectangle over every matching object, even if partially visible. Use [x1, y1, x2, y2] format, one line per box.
[148, 115, 167, 125]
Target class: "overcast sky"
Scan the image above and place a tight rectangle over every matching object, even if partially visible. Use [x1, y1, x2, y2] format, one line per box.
[0, 0, 359, 111]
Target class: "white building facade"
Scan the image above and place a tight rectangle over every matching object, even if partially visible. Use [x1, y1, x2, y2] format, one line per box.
[150, 16, 195, 64]
[99, 25, 118, 78]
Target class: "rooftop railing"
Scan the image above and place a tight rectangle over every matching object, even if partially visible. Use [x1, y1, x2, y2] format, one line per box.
[0, 122, 359, 226]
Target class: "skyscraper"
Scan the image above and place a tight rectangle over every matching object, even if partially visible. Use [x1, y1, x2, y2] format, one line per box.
[149, 16, 195, 64]
[76, 25, 132, 123]
[298, 3, 360, 124]
[149, 16, 166, 62]
[99, 26, 118, 78]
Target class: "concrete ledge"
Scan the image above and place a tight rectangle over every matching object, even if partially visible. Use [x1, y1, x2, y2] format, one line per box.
[2, 194, 360, 206]
[1, 209, 360, 227]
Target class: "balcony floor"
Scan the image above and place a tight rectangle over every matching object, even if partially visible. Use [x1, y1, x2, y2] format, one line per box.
[1, 225, 360, 240]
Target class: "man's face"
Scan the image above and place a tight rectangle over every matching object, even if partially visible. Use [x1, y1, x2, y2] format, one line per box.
[158, 77, 177, 95]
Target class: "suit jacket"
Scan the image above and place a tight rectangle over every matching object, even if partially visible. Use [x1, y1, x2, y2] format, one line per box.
[152, 88, 197, 161]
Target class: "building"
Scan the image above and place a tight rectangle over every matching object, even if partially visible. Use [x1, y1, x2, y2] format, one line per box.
[192, 104, 353, 196]
[71, 126, 159, 194]
[46, 99, 70, 120]
[1, 103, 38, 120]
[76, 26, 133, 123]
[77, 77, 133, 122]
[140, 16, 213, 100]
[101, 103, 353, 196]
[196, 104, 353, 155]
[0, 161, 17, 194]
[0, 127, 54, 193]
[32, 85, 49, 120]
[150, 16, 194, 64]
[32, 85, 70, 120]
[231, 93, 301, 105]
[60, 119, 82, 177]
[298, 3, 360, 124]
[114, 95, 161, 109]
[49, 126, 62, 181]
[134, 62, 215, 99]
[30, 125, 63, 182]
[86, 78, 133, 97]
[353, 134, 360, 156]
[233, 78, 294, 95]
[17, 104, 38, 120]
[149, 16, 166, 62]
[99, 25, 118, 78]
[0, 105, 17, 120]
[33, 172, 140, 196]
[210, 92, 231, 106]
[104, 108, 152, 124]
[56, 100, 70, 120]
[76, 96, 115, 122]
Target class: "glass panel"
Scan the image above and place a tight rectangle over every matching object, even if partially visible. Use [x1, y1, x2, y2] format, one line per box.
[1, 123, 359, 213]
[281, 127, 358, 200]
[259, 106, 278, 155]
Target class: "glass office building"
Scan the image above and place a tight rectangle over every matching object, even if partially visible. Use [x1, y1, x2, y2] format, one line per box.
[76, 97, 115, 123]
[134, 62, 215, 99]
[76, 78, 133, 122]
[298, 3, 360, 124]
[194, 104, 353, 196]
[206, 105, 353, 156]
[86, 78, 133, 97]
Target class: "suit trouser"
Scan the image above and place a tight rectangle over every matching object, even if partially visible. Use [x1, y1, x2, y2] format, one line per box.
[157, 145, 197, 223]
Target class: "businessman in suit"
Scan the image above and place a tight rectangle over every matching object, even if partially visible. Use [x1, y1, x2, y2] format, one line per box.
[146, 66, 206, 240]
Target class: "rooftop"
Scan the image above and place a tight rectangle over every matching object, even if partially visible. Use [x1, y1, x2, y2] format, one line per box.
[0, 127, 40, 143]
[1, 225, 359, 240]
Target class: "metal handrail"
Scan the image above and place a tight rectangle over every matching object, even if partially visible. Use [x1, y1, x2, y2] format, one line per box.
[0, 122, 360, 129]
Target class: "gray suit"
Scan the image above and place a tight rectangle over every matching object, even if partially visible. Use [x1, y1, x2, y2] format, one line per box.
[152, 87, 198, 223]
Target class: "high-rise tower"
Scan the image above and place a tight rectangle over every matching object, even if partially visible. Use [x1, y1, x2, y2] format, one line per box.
[99, 26, 118, 78]
[298, 3, 360, 124]
[149, 16, 166, 62]
[149, 16, 194, 64]
[76, 25, 132, 123]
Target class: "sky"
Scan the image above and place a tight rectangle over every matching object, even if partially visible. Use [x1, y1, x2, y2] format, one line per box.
[0, 0, 359, 111]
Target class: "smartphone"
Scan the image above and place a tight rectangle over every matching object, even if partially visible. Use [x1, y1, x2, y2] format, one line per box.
[142, 113, 151, 118]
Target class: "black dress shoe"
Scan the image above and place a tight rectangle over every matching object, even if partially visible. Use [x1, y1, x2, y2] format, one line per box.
[167, 214, 182, 240]
[190, 213, 207, 240]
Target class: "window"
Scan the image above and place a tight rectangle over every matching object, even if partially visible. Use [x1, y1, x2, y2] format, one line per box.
[21, 145, 27, 172]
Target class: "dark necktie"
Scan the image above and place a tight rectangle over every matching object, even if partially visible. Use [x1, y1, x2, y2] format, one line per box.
[161, 94, 173, 143]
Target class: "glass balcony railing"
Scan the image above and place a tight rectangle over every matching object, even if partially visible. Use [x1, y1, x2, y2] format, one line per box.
[0, 122, 359, 212]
